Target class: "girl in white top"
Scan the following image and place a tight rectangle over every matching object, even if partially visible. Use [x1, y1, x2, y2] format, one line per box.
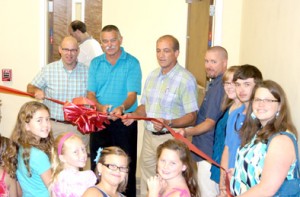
[50, 132, 96, 197]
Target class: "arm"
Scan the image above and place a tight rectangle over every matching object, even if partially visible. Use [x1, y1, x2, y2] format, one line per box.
[239, 135, 296, 197]
[87, 91, 110, 113]
[82, 187, 104, 197]
[152, 111, 197, 132]
[122, 104, 146, 126]
[16, 181, 22, 197]
[110, 92, 137, 120]
[7, 176, 18, 197]
[27, 83, 45, 100]
[219, 146, 229, 194]
[184, 118, 215, 137]
[41, 168, 52, 188]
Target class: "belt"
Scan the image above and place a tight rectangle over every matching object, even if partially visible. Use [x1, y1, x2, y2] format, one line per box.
[50, 118, 70, 124]
[151, 130, 171, 135]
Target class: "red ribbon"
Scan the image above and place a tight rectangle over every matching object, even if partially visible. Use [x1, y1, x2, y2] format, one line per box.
[0, 85, 110, 134]
[63, 98, 110, 134]
[0, 85, 233, 196]
[118, 115, 233, 197]
[0, 85, 65, 105]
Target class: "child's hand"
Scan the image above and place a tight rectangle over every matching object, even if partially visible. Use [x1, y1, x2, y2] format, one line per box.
[226, 168, 234, 181]
[147, 175, 163, 197]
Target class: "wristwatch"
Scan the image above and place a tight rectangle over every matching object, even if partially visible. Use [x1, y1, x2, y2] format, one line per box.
[120, 104, 125, 114]
[168, 119, 173, 127]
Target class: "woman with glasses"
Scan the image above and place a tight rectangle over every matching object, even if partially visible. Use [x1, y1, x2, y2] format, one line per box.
[230, 80, 298, 196]
[208, 65, 241, 196]
[83, 146, 129, 197]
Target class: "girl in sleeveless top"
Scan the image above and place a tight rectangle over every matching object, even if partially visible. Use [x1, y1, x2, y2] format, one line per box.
[230, 80, 298, 196]
[82, 146, 129, 197]
[0, 135, 19, 197]
[147, 139, 200, 197]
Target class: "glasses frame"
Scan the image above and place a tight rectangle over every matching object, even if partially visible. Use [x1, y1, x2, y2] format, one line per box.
[223, 81, 234, 87]
[61, 48, 78, 53]
[253, 98, 279, 104]
[102, 163, 129, 173]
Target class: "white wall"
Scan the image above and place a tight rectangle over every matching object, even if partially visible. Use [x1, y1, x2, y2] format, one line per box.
[220, 0, 243, 66]
[102, 0, 188, 86]
[0, 1, 46, 137]
[239, 0, 300, 131]
[220, 0, 300, 132]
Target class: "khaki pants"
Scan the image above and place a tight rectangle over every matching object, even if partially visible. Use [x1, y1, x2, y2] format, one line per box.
[51, 120, 90, 146]
[197, 160, 219, 197]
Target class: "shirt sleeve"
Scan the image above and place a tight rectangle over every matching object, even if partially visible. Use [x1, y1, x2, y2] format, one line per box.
[30, 148, 51, 175]
[31, 68, 47, 90]
[126, 58, 142, 95]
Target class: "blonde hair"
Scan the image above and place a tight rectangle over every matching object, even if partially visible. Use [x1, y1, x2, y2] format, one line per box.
[221, 65, 240, 111]
[50, 132, 81, 183]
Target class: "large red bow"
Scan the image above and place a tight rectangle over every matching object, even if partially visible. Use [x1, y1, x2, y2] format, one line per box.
[63, 97, 110, 134]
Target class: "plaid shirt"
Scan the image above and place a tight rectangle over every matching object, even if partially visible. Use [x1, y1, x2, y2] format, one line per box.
[31, 59, 88, 120]
[141, 63, 198, 130]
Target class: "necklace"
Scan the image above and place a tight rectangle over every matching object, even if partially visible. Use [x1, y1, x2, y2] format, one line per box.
[234, 113, 244, 132]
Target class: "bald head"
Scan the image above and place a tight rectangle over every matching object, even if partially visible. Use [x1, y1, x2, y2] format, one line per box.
[58, 36, 79, 69]
[60, 36, 79, 47]
[205, 46, 228, 78]
[207, 46, 228, 60]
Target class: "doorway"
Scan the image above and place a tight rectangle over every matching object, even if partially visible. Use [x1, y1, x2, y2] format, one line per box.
[186, 0, 214, 87]
[47, 0, 102, 63]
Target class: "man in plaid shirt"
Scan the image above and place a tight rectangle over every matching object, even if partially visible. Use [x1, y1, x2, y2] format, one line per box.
[27, 36, 89, 145]
[123, 35, 198, 197]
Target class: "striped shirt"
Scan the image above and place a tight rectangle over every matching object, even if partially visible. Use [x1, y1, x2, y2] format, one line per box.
[31, 59, 88, 120]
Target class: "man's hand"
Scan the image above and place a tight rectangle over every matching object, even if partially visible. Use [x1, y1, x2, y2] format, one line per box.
[151, 118, 166, 132]
[109, 106, 123, 121]
[122, 113, 135, 126]
[97, 104, 111, 113]
[34, 89, 45, 100]
[175, 128, 187, 137]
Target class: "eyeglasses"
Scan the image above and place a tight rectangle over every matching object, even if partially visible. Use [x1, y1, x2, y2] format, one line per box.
[61, 48, 78, 53]
[253, 98, 279, 104]
[102, 163, 129, 173]
[223, 82, 234, 87]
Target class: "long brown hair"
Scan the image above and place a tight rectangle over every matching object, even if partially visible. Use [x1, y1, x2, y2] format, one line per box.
[156, 139, 200, 197]
[10, 101, 53, 177]
[0, 135, 17, 178]
[240, 80, 297, 146]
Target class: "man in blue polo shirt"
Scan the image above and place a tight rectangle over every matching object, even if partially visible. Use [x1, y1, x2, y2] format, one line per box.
[87, 25, 142, 197]
[177, 46, 228, 197]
